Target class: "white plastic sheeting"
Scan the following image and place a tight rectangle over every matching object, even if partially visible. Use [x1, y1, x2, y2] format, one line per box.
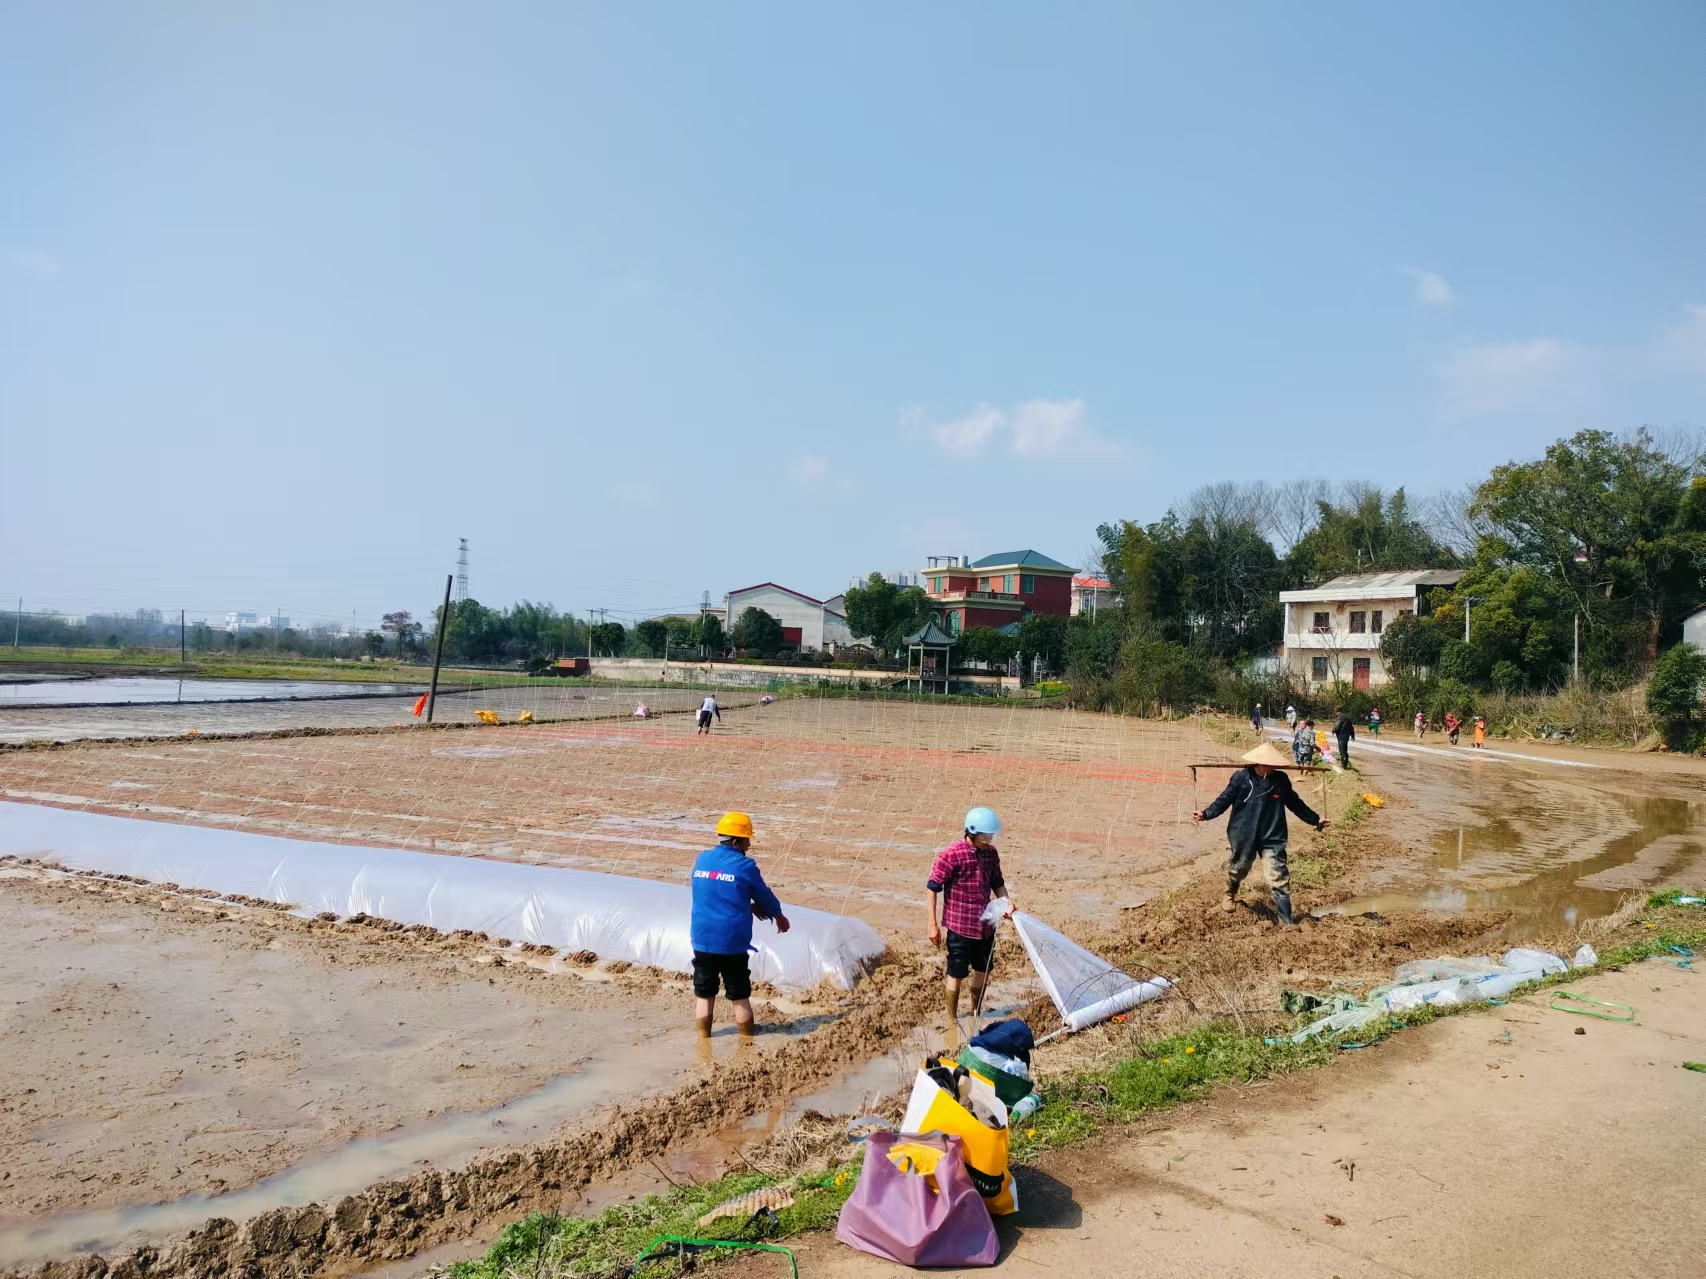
[0, 801, 885, 989]
[1011, 911, 1171, 1033]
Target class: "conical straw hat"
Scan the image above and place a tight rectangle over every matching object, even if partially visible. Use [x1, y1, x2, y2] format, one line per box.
[1239, 741, 1296, 768]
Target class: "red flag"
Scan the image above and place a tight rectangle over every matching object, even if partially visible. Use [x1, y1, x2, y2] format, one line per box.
[412, 693, 429, 717]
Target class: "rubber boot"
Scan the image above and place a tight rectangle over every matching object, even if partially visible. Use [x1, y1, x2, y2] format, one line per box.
[1272, 888, 1296, 927]
[1221, 877, 1240, 913]
[695, 1014, 713, 1038]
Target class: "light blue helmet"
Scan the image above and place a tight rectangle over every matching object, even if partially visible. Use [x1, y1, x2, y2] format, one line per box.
[964, 806, 1001, 836]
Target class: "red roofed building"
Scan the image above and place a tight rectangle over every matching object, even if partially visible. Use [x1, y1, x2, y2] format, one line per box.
[917, 550, 1076, 636]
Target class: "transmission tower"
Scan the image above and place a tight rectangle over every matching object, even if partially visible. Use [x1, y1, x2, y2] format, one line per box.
[455, 538, 470, 603]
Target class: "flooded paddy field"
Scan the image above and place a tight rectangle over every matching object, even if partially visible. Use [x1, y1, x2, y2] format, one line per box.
[0, 683, 752, 745]
[1, 698, 1703, 1275]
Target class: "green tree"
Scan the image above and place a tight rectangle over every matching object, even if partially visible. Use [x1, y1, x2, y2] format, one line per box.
[959, 627, 1018, 668]
[696, 612, 727, 653]
[633, 619, 668, 657]
[588, 622, 627, 655]
[1018, 614, 1068, 674]
[730, 607, 785, 655]
[1284, 487, 1455, 586]
[1646, 643, 1706, 743]
[842, 574, 933, 653]
[1471, 428, 1706, 665]
[1379, 613, 1444, 676]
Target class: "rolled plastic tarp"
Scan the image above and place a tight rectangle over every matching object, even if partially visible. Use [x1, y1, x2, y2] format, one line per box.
[0, 801, 884, 989]
[1011, 910, 1171, 1033]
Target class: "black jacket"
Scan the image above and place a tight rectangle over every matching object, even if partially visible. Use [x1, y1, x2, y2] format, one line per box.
[1333, 712, 1355, 740]
[1200, 767, 1322, 856]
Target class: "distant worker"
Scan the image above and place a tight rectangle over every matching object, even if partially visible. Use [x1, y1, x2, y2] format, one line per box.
[1193, 742, 1331, 926]
[697, 694, 721, 734]
[1291, 717, 1313, 765]
[1414, 710, 1426, 740]
[690, 811, 790, 1039]
[1285, 704, 1298, 730]
[927, 806, 1014, 1048]
[1333, 706, 1356, 768]
[1473, 716, 1487, 749]
[1445, 710, 1461, 746]
[1250, 703, 1264, 731]
[633, 702, 650, 718]
[1367, 706, 1382, 737]
[1315, 721, 1332, 767]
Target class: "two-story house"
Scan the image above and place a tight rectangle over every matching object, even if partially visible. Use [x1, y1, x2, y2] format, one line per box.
[1279, 569, 1464, 690]
[919, 551, 1075, 636]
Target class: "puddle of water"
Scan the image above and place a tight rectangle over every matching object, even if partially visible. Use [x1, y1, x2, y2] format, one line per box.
[1327, 796, 1704, 937]
[0, 678, 425, 707]
[0, 1044, 664, 1267]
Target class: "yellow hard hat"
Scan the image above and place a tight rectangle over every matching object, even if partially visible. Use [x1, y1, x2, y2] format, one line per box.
[715, 811, 754, 840]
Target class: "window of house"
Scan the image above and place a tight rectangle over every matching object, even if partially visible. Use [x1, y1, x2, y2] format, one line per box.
[978, 577, 989, 591]
[1021, 575, 1035, 594]
[930, 577, 942, 593]
[1371, 610, 1384, 634]
[1003, 574, 1013, 594]
[1349, 611, 1367, 634]
[947, 610, 961, 635]
[1312, 611, 1330, 632]
[1311, 656, 1329, 680]
[1398, 608, 1413, 619]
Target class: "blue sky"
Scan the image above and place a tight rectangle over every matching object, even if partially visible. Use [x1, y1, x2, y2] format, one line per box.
[3, 3, 1704, 628]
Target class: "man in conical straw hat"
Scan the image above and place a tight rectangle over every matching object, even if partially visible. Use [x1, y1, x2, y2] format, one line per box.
[1192, 741, 1331, 926]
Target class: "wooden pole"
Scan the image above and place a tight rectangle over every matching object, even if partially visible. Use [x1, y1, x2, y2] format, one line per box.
[425, 573, 453, 724]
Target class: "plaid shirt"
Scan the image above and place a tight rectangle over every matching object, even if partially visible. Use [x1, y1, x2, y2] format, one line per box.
[927, 838, 1005, 940]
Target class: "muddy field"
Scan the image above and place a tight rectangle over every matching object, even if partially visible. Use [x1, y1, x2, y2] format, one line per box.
[1, 697, 1704, 1275]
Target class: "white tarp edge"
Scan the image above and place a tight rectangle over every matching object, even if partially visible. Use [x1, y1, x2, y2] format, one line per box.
[0, 801, 885, 989]
[1012, 910, 1171, 1033]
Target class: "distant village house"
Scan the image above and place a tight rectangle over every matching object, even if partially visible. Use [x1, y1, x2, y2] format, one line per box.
[1278, 569, 1465, 690]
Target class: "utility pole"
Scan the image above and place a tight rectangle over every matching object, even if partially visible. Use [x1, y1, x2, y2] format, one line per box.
[1574, 613, 1580, 684]
[425, 574, 453, 723]
[455, 538, 470, 603]
[180, 609, 186, 663]
[12, 598, 19, 648]
[1462, 596, 1487, 644]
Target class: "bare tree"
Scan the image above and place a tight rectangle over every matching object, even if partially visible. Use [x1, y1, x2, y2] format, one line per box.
[1265, 479, 1333, 553]
[1424, 483, 1489, 559]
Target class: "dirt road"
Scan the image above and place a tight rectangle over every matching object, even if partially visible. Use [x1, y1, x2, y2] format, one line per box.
[730, 960, 1706, 1278]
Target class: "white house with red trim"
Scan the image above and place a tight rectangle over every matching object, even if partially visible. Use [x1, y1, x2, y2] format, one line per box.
[721, 583, 853, 652]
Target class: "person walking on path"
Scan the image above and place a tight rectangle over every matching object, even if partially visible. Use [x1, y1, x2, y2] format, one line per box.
[1473, 716, 1487, 749]
[1285, 704, 1298, 730]
[1414, 710, 1426, 740]
[1291, 717, 1313, 765]
[1333, 707, 1356, 769]
[1445, 710, 1461, 746]
[1250, 703, 1264, 731]
[1368, 706, 1382, 737]
[1193, 742, 1330, 926]
[689, 811, 790, 1039]
[696, 694, 721, 734]
[927, 806, 1014, 1048]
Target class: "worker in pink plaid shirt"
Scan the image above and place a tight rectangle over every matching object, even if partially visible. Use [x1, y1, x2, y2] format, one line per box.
[926, 806, 1014, 1047]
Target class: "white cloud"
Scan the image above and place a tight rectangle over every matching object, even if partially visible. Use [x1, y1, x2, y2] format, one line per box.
[1, 248, 61, 277]
[1435, 338, 1571, 417]
[787, 454, 857, 498]
[1398, 265, 1457, 306]
[1433, 303, 1706, 419]
[901, 397, 1124, 462]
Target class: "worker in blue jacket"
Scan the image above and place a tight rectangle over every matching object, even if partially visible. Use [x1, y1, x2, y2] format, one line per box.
[691, 811, 790, 1038]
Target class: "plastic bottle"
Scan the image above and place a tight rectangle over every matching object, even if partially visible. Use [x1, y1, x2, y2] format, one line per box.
[1010, 1092, 1041, 1122]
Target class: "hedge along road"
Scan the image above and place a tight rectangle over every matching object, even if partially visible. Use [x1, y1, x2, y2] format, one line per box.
[724, 959, 1706, 1279]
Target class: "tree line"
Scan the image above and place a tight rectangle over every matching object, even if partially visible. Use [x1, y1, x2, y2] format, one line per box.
[1065, 428, 1706, 723]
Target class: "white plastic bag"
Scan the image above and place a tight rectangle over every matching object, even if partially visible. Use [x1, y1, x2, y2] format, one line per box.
[1572, 944, 1598, 968]
[1502, 947, 1568, 977]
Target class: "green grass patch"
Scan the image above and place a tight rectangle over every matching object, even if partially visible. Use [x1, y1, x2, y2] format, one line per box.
[445, 1167, 859, 1279]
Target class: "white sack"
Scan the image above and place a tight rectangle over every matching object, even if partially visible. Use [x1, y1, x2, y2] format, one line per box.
[0, 801, 884, 989]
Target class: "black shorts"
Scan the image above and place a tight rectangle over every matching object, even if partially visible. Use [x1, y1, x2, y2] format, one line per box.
[697, 710, 713, 727]
[692, 951, 751, 1000]
[944, 928, 995, 980]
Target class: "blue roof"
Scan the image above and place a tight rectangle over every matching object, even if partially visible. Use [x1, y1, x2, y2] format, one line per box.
[969, 550, 1074, 571]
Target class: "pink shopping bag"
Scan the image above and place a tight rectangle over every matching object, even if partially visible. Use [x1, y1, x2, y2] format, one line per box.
[835, 1130, 999, 1267]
